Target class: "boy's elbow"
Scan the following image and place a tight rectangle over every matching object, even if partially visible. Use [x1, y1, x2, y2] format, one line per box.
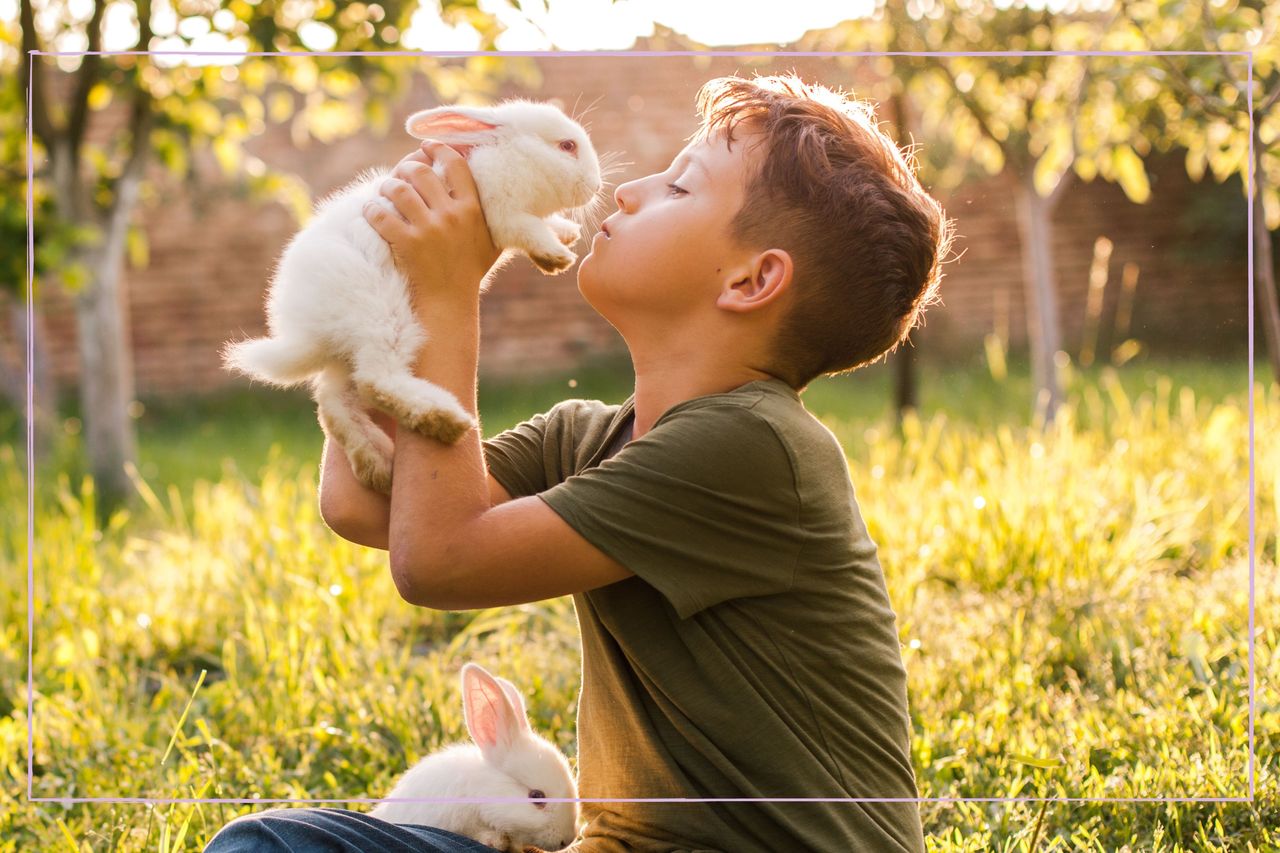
[388, 549, 425, 606]
[319, 493, 388, 550]
[389, 547, 447, 609]
[318, 491, 346, 533]
[319, 498, 364, 543]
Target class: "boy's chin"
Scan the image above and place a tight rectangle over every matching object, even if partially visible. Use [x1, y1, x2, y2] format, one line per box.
[575, 264, 624, 323]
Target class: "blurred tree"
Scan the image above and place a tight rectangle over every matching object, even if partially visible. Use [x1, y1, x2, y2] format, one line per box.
[1111, 0, 1279, 379]
[819, 1, 1148, 424]
[0, 19, 91, 457]
[12, 0, 524, 511]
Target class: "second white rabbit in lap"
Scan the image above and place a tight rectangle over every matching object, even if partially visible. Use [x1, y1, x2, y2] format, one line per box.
[370, 663, 580, 853]
[222, 100, 603, 494]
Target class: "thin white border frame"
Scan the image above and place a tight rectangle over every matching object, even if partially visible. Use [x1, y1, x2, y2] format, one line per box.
[22, 47, 1258, 810]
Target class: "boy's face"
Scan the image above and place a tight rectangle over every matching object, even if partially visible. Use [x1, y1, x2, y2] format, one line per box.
[577, 126, 766, 332]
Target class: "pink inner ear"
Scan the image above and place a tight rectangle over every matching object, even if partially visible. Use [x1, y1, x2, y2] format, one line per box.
[408, 111, 497, 139]
[497, 680, 531, 732]
[465, 674, 511, 750]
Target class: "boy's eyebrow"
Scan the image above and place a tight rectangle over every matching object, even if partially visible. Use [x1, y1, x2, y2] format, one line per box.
[675, 152, 710, 182]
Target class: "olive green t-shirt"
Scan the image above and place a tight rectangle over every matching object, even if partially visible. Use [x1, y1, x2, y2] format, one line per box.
[481, 377, 924, 853]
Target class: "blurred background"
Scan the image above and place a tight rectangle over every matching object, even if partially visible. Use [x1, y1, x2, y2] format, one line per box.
[3, 1, 1278, 850]
[2, 0, 1275, 503]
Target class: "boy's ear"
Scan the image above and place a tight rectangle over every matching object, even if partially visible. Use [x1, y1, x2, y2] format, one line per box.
[717, 249, 792, 314]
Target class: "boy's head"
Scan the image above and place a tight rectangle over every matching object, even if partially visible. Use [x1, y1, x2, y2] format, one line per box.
[691, 73, 955, 391]
[579, 72, 952, 394]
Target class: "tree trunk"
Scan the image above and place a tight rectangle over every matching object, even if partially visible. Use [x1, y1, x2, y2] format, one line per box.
[74, 165, 143, 512]
[1013, 169, 1065, 424]
[893, 339, 918, 418]
[889, 87, 920, 420]
[1252, 122, 1280, 383]
[5, 298, 59, 464]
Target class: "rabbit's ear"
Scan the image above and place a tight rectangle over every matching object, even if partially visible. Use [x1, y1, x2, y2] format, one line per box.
[406, 108, 500, 144]
[496, 677, 532, 734]
[461, 664, 522, 762]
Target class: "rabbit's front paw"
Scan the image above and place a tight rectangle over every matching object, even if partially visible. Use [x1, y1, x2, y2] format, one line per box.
[547, 215, 582, 247]
[473, 829, 512, 850]
[529, 245, 576, 274]
[347, 443, 393, 495]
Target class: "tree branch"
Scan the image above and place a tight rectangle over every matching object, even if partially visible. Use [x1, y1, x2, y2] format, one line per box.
[18, 0, 56, 147]
[109, 7, 154, 226]
[103, 0, 154, 222]
[1258, 82, 1280, 118]
[1199, 0, 1240, 87]
[137, 0, 153, 49]
[919, 41, 1007, 158]
[1052, 8, 1116, 211]
[67, 0, 107, 150]
[1154, 52, 1236, 123]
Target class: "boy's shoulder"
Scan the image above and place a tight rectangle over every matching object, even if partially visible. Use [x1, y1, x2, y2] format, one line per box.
[663, 378, 848, 471]
[547, 378, 846, 465]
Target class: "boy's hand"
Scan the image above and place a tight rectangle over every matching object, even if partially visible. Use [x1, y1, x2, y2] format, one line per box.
[363, 140, 501, 313]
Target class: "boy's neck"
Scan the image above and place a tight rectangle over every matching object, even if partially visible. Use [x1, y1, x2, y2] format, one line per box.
[629, 364, 779, 442]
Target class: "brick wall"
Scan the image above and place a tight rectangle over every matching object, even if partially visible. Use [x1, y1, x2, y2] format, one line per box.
[4, 52, 1254, 399]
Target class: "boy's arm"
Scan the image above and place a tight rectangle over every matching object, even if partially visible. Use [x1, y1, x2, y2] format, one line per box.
[360, 140, 635, 608]
[317, 409, 515, 550]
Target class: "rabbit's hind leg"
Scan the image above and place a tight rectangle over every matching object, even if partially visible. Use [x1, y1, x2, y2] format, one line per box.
[491, 213, 576, 274]
[314, 367, 394, 494]
[349, 345, 476, 445]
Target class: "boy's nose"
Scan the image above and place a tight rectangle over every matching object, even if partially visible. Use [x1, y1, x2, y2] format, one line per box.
[613, 180, 638, 214]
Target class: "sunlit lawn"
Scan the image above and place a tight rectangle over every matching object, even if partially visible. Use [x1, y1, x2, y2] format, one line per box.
[1, 349, 1276, 851]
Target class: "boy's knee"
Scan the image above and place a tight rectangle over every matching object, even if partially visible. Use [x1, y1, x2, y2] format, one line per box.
[203, 808, 302, 852]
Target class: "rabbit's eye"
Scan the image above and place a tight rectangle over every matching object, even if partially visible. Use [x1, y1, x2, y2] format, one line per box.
[529, 789, 547, 809]
[558, 139, 578, 156]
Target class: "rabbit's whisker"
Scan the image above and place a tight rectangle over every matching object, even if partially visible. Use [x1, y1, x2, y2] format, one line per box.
[572, 93, 606, 126]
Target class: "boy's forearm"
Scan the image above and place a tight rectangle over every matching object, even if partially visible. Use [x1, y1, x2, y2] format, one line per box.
[319, 434, 391, 549]
[387, 295, 489, 605]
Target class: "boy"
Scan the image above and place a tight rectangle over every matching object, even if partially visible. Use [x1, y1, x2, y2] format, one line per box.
[205, 73, 952, 852]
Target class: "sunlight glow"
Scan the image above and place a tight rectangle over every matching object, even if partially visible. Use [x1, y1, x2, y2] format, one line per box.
[463, 0, 874, 50]
[402, 0, 484, 51]
[60, 0, 883, 66]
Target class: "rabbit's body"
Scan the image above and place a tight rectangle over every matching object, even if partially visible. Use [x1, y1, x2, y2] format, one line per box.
[370, 744, 550, 850]
[223, 101, 602, 493]
[370, 665, 580, 853]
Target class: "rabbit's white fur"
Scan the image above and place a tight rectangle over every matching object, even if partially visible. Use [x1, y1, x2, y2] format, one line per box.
[370, 663, 580, 853]
[222, 100, 602, 494]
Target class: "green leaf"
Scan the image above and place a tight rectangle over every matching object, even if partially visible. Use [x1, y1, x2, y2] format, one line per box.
[126, 226, 149, 269]
[1185, 145, 1206, 183]
[1075, 155, 1098, 183]
[87, 82, 113, 111]
[213, 136, 241, 175]
[1010, 752, 1063, 769]
[1112, 144, 1151, 204]
[268, 90, 296, 124]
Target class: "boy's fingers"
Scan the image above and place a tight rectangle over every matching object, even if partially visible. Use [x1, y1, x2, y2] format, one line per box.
[394, 160, 452, 210]
[399, 148, 431, 167]
[379, 177, 429, 224]
[362, 198, 406, 240]
[423, 140, 481, 205]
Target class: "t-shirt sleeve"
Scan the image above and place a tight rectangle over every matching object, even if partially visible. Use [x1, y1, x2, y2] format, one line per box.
[538, 403, 804, 620]
[482, 408, 553, 499]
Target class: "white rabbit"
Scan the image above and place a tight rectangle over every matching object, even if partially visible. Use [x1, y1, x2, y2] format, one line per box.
[369, 663, 580, 853]
[221, 100, 603, 494]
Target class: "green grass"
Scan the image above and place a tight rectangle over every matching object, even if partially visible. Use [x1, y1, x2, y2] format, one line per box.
[1, 349, 1276, 851]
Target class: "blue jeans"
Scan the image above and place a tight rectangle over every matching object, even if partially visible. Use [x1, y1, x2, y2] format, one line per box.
[203, 807, 505, 852]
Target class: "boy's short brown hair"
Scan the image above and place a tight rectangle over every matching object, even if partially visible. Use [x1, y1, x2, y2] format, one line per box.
[692, 73, 955, 392]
